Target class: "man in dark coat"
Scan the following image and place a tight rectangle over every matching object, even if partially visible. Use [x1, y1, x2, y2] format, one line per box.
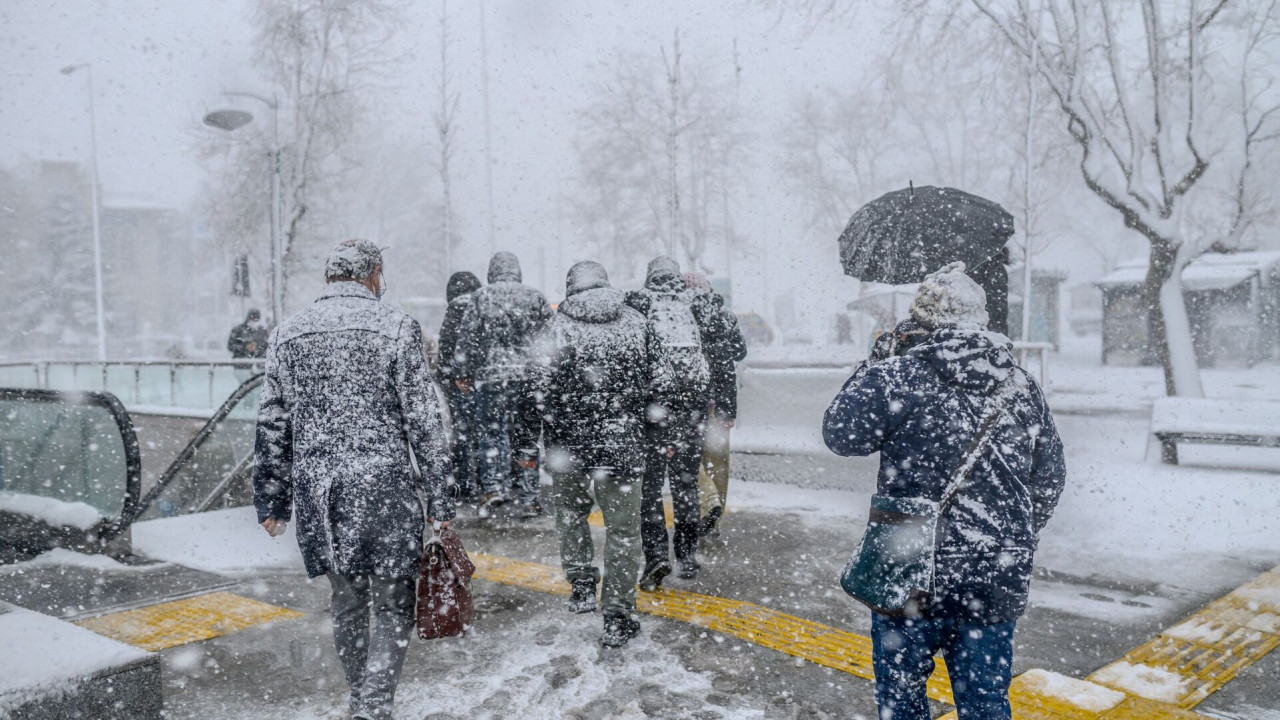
[537, 261, 650, 647]
[625, 256, 718, 586]
[227, 308, 269, 359]
[682, 273, 747, 539]
[437, 271, 482, 501]
[822, 262, 1065, 720]
[253, 239, 454, 720]
[457, 251, 553, 517]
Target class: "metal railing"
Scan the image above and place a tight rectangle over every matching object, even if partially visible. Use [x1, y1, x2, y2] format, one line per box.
[0, 360, 266, 414]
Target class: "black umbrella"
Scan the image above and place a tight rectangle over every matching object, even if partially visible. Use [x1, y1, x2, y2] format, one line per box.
[838, 185, 1015, 286]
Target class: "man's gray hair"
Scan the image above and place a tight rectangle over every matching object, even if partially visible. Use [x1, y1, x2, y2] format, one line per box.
[325, 239, 383, 282]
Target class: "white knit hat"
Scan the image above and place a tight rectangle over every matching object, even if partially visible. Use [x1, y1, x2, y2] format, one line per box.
[909, 262, 989, 330]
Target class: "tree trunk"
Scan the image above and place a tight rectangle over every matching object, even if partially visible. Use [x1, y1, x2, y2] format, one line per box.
[1145, 238, 1204, 399]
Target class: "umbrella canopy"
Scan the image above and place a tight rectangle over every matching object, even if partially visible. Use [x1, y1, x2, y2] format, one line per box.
[838, 185, 1015, 285]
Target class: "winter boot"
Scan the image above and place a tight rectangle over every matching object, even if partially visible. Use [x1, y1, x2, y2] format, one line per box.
[677, 555, 700, 580]
[638, 558, 671, 591]
[698, 506, 723, 539]
[600, 613, 641, 648]
[478, 492, 506, 519]
[517, 500, 543, 520]
[568, 579, 597, 614]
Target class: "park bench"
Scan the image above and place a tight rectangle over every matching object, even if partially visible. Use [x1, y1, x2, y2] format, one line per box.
[1150, 397, 1280, 465]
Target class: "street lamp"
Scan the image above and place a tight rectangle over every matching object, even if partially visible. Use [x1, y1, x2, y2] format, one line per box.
[203, 91, 283, 327]
[60, 63, 107, 361]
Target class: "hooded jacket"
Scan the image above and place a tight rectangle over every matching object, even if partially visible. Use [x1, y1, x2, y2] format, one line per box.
[437, 271, 481, 381]
[625, 257, 722, 401]
[823, 327, 1066, 623]
[457, 253, 553, 383]
[537, 262, 650, 462]
[253, 281, 454, 580]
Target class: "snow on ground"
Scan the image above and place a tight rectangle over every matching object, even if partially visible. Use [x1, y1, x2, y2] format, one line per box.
[0, 603, 150, 710]
[1016, 669, 1125, 712]
[0, 547, 162, 574]
[0, 491, 104, 530]
[132, 507, 304, 574]
[1090, 661, 1190, 704]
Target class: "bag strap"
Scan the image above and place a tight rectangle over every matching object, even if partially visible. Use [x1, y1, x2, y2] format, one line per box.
[937, 378, 1012, 515]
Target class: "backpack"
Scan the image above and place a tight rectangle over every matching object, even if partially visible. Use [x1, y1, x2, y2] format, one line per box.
[647, 292, 710, 397]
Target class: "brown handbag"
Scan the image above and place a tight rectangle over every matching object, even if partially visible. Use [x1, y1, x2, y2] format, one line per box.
[416, 526, 475, 639]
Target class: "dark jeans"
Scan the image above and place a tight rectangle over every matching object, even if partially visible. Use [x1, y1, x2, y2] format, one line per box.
[641, 397, 706, 565]
[328, 573, 417, 720]
[871, 613, 1015, 720]
[474, 379, 540, 505]
[447, 384, 479, 500]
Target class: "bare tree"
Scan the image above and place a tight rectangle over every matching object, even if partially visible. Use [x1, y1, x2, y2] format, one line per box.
[966, 0, 1280, 397]
[571, 33, 749, 277]
[201, 0, 405, 310]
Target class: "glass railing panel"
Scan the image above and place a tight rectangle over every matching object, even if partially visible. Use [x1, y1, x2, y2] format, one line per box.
[104, 366, 138, 406]
[135, 366, 171, 407]
[172, 365, 211, 409]
[71, 364, 105, 392]
[0, 392, 132, 526]
[0, 366, 40, 389]
[45, 364, 78, 392]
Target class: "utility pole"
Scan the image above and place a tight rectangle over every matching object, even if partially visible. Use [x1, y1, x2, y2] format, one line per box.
[1020, 10, 1039, 343]
[61, 63, 107, 361]
[479, 0, 497, 255]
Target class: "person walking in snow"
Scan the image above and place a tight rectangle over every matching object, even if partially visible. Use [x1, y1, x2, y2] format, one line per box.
[253, 239, 454, 720]
[227, 308, 269, 359]
[456, 251, 554, 518]
[681, 273, 747, 541]
[822, 262, 1066, 720]
[536, 261, 650, 647]
[626, 256, 718, 587]
[437, 271, 483, 502]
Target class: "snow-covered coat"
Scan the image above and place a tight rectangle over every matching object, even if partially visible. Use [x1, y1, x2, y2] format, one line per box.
[696, 291, 747, 420]
[457, 253, 553, 383]
[823, 327, 1066, 623]
[253, 281, 455, 580]
[537, 266, 650, 465]
[624, 263, 718, 402]
[436, 272, 481, 382]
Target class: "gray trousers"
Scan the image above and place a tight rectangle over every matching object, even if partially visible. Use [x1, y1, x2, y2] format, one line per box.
[328, 573, 416, 720]
[552, 455, 643, 617]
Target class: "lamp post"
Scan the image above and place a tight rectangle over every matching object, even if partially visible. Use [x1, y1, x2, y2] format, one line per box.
[203, 91, 284, 327]
[60, 63, 107, 361]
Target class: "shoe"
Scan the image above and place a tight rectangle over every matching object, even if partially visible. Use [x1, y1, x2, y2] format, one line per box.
[517, 501, 543, 520]
[478, 492, 506, 518]
[568, 579, 598, 614]
[697, 506, 723, 538]
[600, 613, 641, 648]
[638, 558, 671, 591]
[677, 557, 700, 580]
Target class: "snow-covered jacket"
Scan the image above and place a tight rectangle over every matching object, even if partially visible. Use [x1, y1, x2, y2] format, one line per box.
[253, 281, 455, 580]
[436, 272, 481, 382]
[537, 265, 650, 464]
[457, 253, 553, 383]
[823, 327, 1066, 623]
[696, 291, 747, 420]
[624, 265, 718, 402]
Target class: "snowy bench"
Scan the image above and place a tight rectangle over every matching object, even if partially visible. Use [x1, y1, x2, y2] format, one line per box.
[1150, 397, 1280, 465]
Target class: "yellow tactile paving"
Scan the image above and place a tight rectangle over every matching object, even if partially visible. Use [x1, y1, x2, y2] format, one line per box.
[1088, 565, 1280, 710]
[75, 591, 305, 652]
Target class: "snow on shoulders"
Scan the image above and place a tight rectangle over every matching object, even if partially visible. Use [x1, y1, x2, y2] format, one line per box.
[0, 491, 105, 530]
[0, 603, 150, 708]
[1015, 669, 1125, 713]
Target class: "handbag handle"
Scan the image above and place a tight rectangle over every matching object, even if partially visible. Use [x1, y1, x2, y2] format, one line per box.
[937, 378, 1012, 516]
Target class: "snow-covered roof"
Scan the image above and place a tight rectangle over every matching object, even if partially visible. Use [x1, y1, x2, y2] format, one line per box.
[1096, 251, 1280, 291]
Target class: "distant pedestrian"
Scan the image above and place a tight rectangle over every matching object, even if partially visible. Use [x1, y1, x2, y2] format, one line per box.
[227, 308, 269, 359]
[537, 261, 649, 647]
[681, 273, 747, 540]
[457, 251, 553, 518]
[438, 271, 483, 502]
[626, 257, 717, 587]
[253, 239, 454, 720]
[822, 263, 1066, 720]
